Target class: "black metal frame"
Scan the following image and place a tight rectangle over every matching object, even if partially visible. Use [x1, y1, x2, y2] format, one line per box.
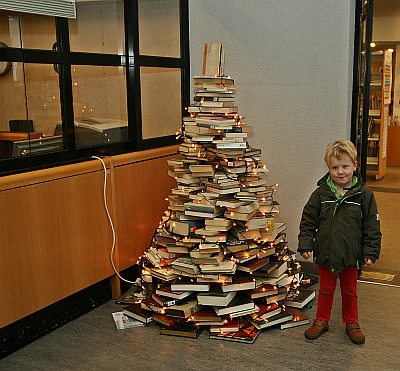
[351, 0, 373, 181]
[0, 0, 190, 176]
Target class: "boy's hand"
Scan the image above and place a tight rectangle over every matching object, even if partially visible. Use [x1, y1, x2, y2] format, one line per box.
[364, 258, 373, 266]
[301, 251, 312, 260]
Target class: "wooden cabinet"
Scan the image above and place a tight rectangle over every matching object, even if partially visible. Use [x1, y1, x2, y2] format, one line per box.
[367, 50, 392, 180]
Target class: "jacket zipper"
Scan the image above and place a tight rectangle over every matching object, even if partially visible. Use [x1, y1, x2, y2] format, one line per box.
[333, 191, 362, 218]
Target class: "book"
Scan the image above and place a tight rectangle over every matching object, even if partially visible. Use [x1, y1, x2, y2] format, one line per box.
[284, 289, 316, 309]
[155, 286, 193, 300]
[267, 261, 288, 278]
[213, 293, 255, 316]
[280, 308, 310, 329]
[171, 257, 200, 275]
[202, 43, 225, 76]
[250, 310, 293, 330]
[236, 257, 270, 274]
[264, 286, 289, 304]
[151, 292, 191, 308]
[221, 276, 257, 292]
[112, 312, 145, 330]
[160, 322, 203, 339]
[250, 284, 279, 299]
[171, 278, 210, 292]
[210, 318, 245, 333]
[153, 314, 175, 327]
[228, 305, 260, 319]
[122, 304, 153, 324]
[209, 323, 260, 344]
[163, 299, 200, 318]
[197, 285, 237, 307]
[190, 307, 223, 323]
[249, 302, 282, 321]
[199, 259, 237, 274]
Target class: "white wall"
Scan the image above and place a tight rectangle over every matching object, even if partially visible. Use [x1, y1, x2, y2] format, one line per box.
[189, 0, 355, 249]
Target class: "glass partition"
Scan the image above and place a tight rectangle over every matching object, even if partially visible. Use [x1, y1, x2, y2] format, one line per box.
[0, 62, 63, 159]
[140, 66, 182, 139]
[69, 0, 125, 54]
[138, 0, 181, 57]
[71, 65, 128, 148]
[0, 10, 57, 50]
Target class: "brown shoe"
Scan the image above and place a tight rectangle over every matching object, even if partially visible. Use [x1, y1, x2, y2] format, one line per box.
[346, 322, 365, 344]
[304, 319, 329, 340]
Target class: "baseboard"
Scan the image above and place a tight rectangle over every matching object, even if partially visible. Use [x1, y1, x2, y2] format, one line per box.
[0, 279, 112, 359]
[1, 265, 141, 359]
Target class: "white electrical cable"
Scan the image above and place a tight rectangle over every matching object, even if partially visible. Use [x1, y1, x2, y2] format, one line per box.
[91, 156, 137, 284]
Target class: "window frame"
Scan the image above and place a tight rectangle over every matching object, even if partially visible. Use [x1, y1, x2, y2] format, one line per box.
[0, 0, 189, 175]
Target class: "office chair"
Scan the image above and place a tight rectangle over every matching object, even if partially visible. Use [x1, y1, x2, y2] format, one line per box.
[9, 119, 34, 133]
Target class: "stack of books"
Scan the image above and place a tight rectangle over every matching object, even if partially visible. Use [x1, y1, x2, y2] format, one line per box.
[130, 44, 314, 343]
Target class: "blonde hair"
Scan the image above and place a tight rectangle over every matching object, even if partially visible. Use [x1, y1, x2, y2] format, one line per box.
[324, 140, 358, 167]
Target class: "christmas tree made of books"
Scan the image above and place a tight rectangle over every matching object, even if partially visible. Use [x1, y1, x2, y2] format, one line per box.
[127, 44, 314, 343]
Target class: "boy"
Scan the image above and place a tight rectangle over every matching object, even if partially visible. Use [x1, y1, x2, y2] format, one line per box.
[298, 140, 381, 344]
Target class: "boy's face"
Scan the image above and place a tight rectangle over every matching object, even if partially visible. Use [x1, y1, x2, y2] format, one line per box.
[328, 154, 357, 188]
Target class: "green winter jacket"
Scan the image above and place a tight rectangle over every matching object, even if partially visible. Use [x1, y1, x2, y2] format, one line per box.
[298, 172, 381, 272]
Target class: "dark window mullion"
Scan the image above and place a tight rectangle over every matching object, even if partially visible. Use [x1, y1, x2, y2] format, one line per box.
[180, 0, 190, 111]
[128, 0, 142, 148]
[69, 52, 123, 66]
[0, 47, 23, 62]
[136, 55, 185, 68]
[56, 17, 75, 150]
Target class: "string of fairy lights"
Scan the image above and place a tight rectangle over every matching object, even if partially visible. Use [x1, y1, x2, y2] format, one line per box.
[132, 111, 303, 315]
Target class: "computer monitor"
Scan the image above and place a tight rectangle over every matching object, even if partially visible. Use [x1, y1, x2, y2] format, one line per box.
[12, 135, 64, 157]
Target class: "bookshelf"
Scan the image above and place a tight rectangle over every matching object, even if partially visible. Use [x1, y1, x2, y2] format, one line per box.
[367, 50, 392, 180]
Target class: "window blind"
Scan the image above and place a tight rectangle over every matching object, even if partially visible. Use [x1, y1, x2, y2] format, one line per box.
[0, 0, 76, 18]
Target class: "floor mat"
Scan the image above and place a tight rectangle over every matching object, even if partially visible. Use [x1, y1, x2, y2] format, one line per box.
[359, 271, 395, 281]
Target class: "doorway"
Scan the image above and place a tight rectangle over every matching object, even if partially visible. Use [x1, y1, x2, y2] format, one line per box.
[354, 0, 400, 286]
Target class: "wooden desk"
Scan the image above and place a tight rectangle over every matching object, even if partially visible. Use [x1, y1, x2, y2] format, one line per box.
[0, 132, 44, 158]
[0, 132, 43, 141]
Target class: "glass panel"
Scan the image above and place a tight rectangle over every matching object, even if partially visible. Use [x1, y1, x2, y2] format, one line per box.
[71, 65, 128, 148]
[0, 63, 63, 159]
[69, 0, 125, 54]
[138, 0, 180, 57]
[140, 67, 181, 139]
[0, 11, 56, 50]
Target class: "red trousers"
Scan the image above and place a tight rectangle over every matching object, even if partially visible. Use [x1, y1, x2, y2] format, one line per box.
[316, 264, 359, 323]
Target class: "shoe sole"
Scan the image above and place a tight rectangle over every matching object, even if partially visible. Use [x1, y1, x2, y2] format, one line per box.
[304, 325, 329, 340]
[346, 331, 365, 345]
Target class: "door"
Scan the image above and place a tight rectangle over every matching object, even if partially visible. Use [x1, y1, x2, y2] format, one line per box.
[351, 0, 374, 181]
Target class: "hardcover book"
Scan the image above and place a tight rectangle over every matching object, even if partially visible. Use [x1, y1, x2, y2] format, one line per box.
[197, 286, 237, 307]
[284, 289, 316, 309]
[160, 322, 203, 339]
[280, 307, 310, 329]
[123, 304, 153, 324]
[250, 310, 293, 330]
[213, 292, 255, 316]
[209, 322, 260, 344]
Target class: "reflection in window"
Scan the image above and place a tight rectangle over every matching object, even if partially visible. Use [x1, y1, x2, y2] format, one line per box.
[140, 67, 182, 139]
[138, 0, 180, 57]
[0, 10, 56, 50]
[71, 65, 128, 148]
[0, 63, 63, 159]
[69, 0, 125, 54]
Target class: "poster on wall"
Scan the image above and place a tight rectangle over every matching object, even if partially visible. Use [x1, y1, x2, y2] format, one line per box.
[383, 50, 392, 105]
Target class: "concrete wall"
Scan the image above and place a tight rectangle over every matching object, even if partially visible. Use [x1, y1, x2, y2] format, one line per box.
[189, 0, 355, 249]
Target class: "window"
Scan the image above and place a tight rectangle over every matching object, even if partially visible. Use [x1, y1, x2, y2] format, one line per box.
[0, 0, 189, 174]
